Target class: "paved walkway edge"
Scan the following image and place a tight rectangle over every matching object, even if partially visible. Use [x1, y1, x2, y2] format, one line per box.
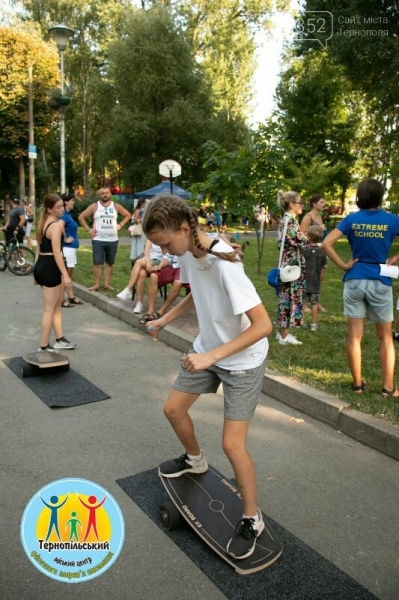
[75, 284, 399, 462]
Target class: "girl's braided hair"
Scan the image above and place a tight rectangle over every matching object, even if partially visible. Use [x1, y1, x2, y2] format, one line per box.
[142, 194, 238, 262]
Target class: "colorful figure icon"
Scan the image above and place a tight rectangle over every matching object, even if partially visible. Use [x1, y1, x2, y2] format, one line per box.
[41, 494, 69, 541]
[66, 511, 82, 541]
[78, 495, 106, 541]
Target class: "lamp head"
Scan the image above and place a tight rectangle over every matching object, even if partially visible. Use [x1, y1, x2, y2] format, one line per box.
[48, 24, 75, 51]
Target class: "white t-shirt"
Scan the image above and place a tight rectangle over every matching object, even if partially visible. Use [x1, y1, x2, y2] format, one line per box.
[93, 201, 118, 241]
[178, 239, 268, 370]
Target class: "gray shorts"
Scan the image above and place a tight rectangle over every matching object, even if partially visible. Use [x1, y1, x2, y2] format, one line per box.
[92, 240, 118, 265]
[173, 348, 267, 421]
[343, 279, 393, 323]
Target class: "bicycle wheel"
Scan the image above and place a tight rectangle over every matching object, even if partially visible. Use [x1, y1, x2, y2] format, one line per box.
[6, 245, 35, 275]
[0, 243, 6, 271]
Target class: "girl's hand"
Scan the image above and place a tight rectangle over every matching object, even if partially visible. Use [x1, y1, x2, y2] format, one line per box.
[145, 317, 166, 336]
[182, 352, 214, 373]
[387, 254, 399, 266]
[64, 276, 72, 289]
[65, 236, 74, 243]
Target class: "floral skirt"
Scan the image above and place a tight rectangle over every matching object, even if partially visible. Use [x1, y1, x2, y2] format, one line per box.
[276, 276, 305, 329]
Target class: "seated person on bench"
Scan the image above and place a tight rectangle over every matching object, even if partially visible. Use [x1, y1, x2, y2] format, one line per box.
[139, 255, 184, 324]
[116, 240, 170, 313]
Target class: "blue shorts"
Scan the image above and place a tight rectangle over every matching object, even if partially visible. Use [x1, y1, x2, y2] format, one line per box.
[92, 240, 118, 265]
[173, 348, 267, 421]
[343, 279, 393, 323]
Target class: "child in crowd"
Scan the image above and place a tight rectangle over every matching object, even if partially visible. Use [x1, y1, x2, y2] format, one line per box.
[303, 225, 328, 331]
[142, 194, 272, 560]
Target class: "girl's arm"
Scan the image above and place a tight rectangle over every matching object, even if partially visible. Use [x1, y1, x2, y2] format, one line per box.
[387, 253, 399, 265]
[49, 223, 72, 286]
[145, 293, 194, 335]
[321, 228, 357, 271]
[299, 213, 311, 234]
[183, 303, 272, 373]
[286, 219, 308, 248]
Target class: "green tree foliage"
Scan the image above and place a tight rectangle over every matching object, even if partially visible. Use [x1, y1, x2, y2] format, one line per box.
[102, 6, 247, 189]
[199, 122, 287, 272]
[296, 0, 399, 198]
[143, 0, 290, 120]
[274, 50, 361, 202]
[0, 25, 58, 194]
[17, 0, 133, 193]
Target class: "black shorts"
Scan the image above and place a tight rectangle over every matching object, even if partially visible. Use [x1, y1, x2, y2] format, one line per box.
[6, 228, 24, 244]
[34, 255, 62, 287]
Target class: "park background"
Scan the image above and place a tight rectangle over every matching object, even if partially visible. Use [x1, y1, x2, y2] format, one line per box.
[1, 1, 399, 425]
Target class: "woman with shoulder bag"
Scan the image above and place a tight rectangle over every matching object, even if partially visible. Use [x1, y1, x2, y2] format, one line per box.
[276, 190, 308, 345]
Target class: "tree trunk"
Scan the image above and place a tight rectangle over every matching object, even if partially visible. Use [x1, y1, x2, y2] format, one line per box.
[18, 157, 26, 199]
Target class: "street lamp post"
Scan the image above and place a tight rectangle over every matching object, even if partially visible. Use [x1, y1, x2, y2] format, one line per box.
[48, 24, 75, 195]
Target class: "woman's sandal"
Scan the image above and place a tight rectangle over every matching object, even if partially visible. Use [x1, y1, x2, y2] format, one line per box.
[62, 300, 74, 308]
[69, 297, 84, 305]
[139, 312, 161, 324]
[351, 381, 367, 393]
[381, 388, 399, 398]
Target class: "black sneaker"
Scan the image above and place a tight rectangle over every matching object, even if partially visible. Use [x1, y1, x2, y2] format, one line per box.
[226, 509, 265, 560]
[159, 452, 208, 478]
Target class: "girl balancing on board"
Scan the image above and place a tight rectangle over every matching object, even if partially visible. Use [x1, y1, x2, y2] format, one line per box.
[142, 194, 272, 560]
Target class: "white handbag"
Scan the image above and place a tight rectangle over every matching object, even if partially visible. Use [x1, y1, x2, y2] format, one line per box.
[277, 218, 301, 282]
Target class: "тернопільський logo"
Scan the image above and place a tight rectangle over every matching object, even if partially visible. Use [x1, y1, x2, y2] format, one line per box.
[21, 478, 124, 583]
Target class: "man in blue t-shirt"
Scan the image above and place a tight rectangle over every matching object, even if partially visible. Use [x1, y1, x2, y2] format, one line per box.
[322, 178, 399, 398]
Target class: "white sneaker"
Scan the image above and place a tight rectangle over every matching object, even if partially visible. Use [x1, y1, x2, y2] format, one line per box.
[226, 508, 265, 559]
[275, 332, 281, 341]
[310, 324, 318, 331]
[117, 287, 132, 300]
[53, 337, 76, 350]
[133, 301, 144, 314]
[279, 333, 302, 345]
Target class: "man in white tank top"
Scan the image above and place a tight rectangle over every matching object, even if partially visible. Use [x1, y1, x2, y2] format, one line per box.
[78, 187, 131, 291]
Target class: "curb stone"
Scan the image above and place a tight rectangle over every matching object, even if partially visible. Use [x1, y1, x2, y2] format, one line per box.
[74, 283, 399, 462]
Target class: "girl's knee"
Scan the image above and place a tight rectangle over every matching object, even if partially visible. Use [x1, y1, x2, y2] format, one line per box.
[163, 400, 186, 421]
[222, 437, 246, 460]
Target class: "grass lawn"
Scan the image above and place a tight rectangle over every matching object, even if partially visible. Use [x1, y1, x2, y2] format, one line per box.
[72, 229, 399, 426]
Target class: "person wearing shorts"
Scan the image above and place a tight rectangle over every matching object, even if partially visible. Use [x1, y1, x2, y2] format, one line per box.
[60, 193, 84, 307]
[138, 256, 185, 323]
[78, 186, 131, 291]
[322, 178, 399, 397]
[142, 194, 272, 560]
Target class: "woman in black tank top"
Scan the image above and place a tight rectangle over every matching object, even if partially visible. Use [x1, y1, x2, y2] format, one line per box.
[33, 194, 76, 351]
[300, 193, 328, 313]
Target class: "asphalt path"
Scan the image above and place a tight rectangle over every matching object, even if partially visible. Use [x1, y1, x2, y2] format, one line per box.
[0, 269, 398, 600]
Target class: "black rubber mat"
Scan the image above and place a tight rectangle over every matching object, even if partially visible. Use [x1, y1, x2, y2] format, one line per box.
[116, 468, 377, 600]
[4, 357, 110, 407]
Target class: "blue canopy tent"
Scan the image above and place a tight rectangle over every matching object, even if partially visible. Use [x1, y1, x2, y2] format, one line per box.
[133, 180, 191, 200]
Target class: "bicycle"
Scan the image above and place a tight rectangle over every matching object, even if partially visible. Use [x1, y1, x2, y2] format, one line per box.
[0, 232, 35, 275]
